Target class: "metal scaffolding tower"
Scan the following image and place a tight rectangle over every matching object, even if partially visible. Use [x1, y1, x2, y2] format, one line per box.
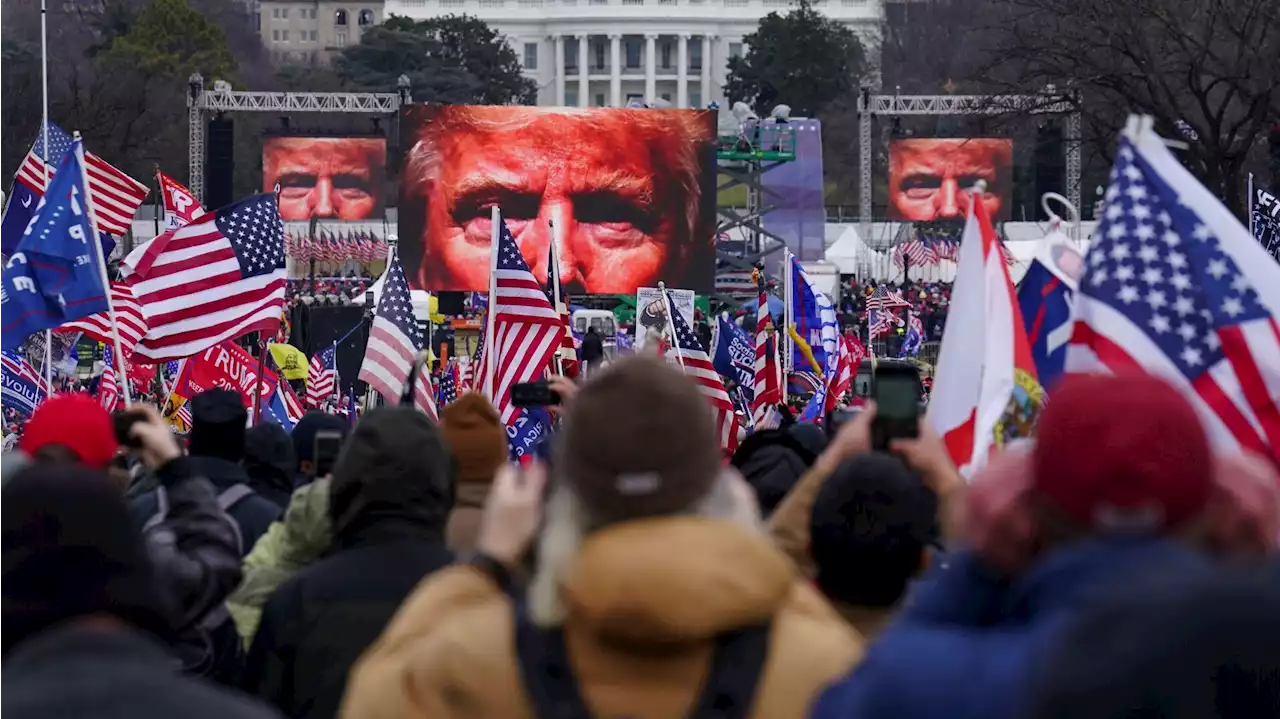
[855, 91, 1083, 241]
[714, 123, 798, 281]
[185, 73, 410, 203]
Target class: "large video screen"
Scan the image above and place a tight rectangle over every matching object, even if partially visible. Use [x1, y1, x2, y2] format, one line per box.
[398, 104, 718, 294]
[262, 136, 387, 221]
[888, 138, 1014, 221]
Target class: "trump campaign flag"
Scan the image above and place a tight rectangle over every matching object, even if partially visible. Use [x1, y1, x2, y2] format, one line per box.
[2, 142, 110, 351]
[1, 351, 50, 416]
[713, 312, 755, 402]
[1067, 119, 1280, 462]
[158, 171, 205, 230]
[1251, 181, 1279, 260]
[2, 120, 146, 256]
[1017, 229, 1085, 389]
[787, 253, 840, 378]
[929, 192, 1041, 474]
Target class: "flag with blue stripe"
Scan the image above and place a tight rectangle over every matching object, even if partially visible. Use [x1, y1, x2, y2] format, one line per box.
[787, 255, 840, 379]
[2, 142, 110, 351]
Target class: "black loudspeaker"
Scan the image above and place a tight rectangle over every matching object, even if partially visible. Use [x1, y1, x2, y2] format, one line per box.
[206, 117, 234, 210]
[301, 304, 370, 395]
[1033, 121, 1065, 221]
[436, 291, 465, 315]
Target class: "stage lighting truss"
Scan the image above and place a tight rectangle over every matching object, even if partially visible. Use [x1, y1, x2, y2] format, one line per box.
[186, 73, 410, 203]
[856, 91, 1083, 243]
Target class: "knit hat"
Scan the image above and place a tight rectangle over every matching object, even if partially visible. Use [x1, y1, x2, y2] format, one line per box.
[1033, 373, 1212, 533]
[291, 411, 349, 471]
[557, 356, 721, 524]
[3, 463, 171, 655]
[440, 392, 507, 485]
[20, 393, 117, 469]
[187, 388, 247, 462]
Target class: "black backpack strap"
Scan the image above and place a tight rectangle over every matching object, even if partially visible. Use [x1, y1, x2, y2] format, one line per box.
[512, 602, 591, 719]
[691, 620, 773, 719]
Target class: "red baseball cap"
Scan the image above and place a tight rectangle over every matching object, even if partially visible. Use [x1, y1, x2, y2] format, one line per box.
[1033, 373, 1212, 533]
[20, 394, 118, 469]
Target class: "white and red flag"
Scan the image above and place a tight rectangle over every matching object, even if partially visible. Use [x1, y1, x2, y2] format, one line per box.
[929, 193, 1039, 475]
[157, 171, 205, 230]
[357, 250, 437, 419]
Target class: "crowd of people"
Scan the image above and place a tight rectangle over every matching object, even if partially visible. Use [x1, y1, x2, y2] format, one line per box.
[3, 357, 1278, 719]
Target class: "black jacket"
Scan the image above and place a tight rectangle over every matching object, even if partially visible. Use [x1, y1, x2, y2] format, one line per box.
[131, 457, 248, 684]
[2, 624, 280, 719]
[242, 520, 453, 719]
[132, 456, 282, 558]
[580, 330, 604, 363]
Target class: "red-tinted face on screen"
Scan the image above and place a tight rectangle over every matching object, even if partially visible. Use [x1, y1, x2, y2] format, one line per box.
[262, 137, 386, 221]
[400, 105, 716, 294]
[889, 138, 1013, 221]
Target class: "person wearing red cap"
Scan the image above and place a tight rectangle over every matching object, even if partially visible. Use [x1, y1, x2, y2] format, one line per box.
[20, 393, 120, 469]
[811, 372, 1276, 719]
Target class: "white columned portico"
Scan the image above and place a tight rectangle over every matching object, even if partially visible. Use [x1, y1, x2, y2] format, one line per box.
[609, 34, 622, 107]
[701, 35, 714, 106]
[677, 33, 690, 107]
[644, 33, 657, 103]
[577, 35, 589, 106]
[553, 35, 565, 106]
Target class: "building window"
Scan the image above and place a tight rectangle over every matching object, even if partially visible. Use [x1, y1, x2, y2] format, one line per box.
[335, 31, 348, 46]
[691, 91, 701, 108]
[523, 42, 538, 69]
[309, 30, 318, 42]
[271, 7, 280, 18]
[281, 29, 289, 41]
[661, 92, 671, 102]
[256, 11, 261, 30]
[660, 42, 672, 69]
[690, 40, 703, 71]
[280, 7, 289, 18]
[334, 9, 348, 26]
[271, 29, 280, 41]
[729, 42, 744, 59]
[565, 91, 578, 107]
[595, 93, 606, 106]
[625, 39, 641, 69]
[358, 9, 374, 25]
[565, 41, 578, 71]
[593, 42, 605, 70]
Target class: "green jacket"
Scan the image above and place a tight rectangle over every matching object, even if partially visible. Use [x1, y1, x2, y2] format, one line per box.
[228, 478, 332, 646]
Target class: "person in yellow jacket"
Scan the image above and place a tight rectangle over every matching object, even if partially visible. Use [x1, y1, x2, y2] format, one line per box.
[341, 357, 863, 719]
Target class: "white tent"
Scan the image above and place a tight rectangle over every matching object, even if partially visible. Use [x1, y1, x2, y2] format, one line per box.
[824, 225, 885, 275]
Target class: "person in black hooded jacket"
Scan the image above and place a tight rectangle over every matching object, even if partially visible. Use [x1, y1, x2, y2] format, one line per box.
[730, 414, 827, 518]
[243, 423, 297, 512]
[242, 407, 455, 719]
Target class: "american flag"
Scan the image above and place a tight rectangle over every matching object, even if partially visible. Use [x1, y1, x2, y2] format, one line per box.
[865, 285, 913, 311]
[57, 281, 148, 359]
[357, 250, 437, 419]
[751, 269, 780, 426]
[176, 401, 193, 428]
[125, 193, 286, 362]
[474, 218, 561, 424]
[278, 378, 306, 422]
[438, 360, 458, 406]
[894, 239, 939, 268]
[16, 120, 147, 237]
[664, 289, 739, 452]
[1067, 132, 1280, 462]
[826, 336, 865, 409]
[547, 235, 580, 378]
[306, 344, 337, 408]
[99, 345, 119, 411]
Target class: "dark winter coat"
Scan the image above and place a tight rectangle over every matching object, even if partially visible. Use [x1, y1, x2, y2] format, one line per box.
[580, 329, 605, 363]
[2, 624, 280, 719]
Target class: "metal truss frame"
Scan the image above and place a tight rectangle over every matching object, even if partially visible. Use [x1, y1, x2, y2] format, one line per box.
[715, 160, 794, 273]
[186, 73, 408, 203]
[856, 92, 1083, 241]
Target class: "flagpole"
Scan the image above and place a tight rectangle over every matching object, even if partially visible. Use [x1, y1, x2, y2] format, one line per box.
[73, 136, 131, 407]
[40, 0, 54, 393]
[658, 282, 685, 369]
[483, 205, 500, 401]
[548, 219, 564, 376]
[1248, 172, 1255, 239]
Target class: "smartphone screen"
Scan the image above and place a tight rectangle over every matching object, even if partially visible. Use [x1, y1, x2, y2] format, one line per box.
[871, 371, 921, 449]
[511, 381, 560, 407]
[313, 430, 344, 478]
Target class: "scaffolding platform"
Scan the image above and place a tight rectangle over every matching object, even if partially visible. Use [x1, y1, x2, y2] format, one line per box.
[715, 123, 797, 162]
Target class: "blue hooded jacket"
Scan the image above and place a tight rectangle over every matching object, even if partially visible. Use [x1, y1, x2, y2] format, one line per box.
[810, 538, 1215, 719]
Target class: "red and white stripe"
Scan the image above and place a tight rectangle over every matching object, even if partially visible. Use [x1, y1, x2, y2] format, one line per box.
[750, 276, 780, 426]
[57, 282, 148, 359]
[18, 147, 147, 237]
[99, 363, 119, 411]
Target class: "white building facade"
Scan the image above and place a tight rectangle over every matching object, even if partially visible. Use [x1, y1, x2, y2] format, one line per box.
[384, 0, 883, 108]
